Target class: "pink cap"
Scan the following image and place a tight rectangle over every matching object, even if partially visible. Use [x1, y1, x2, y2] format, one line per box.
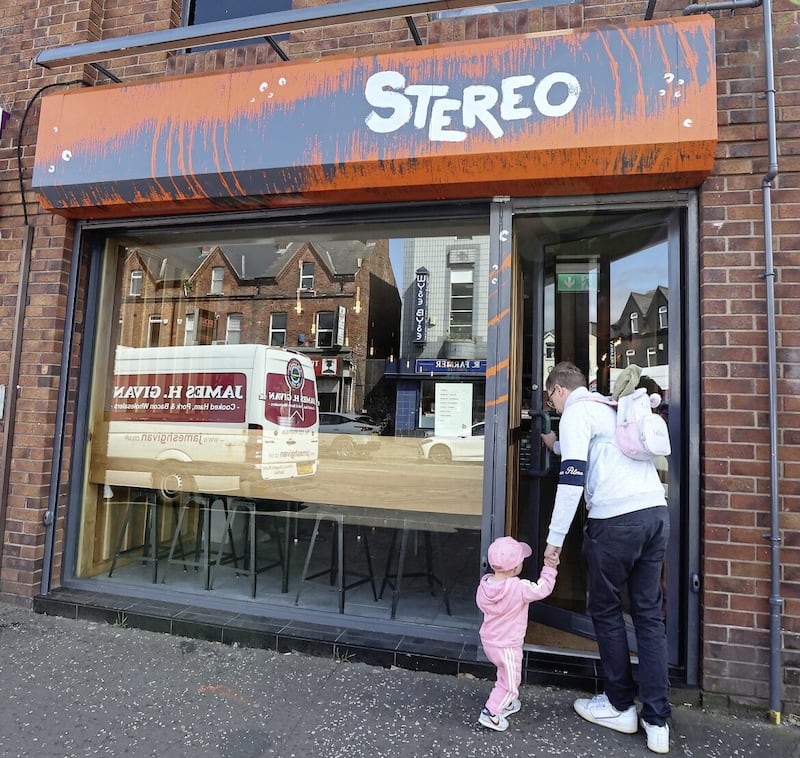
[488, 536, 532, 572]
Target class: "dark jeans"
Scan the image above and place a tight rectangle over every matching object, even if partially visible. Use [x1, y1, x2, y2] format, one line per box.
[582, 506, 671, 726]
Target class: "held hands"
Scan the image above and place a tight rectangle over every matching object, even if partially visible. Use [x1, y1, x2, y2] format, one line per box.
[543, 543, 561, 569]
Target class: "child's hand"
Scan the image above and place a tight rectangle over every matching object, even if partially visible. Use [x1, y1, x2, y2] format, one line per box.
[543, 555, 559, 569]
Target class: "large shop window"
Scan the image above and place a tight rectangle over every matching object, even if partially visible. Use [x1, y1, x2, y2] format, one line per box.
[78, 217, 490, 630]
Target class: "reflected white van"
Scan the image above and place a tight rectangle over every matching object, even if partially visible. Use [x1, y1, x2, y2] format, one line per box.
[92, 344, 319, 498]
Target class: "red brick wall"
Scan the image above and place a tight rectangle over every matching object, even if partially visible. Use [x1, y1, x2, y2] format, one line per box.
[1, 0, 798, 713]
[696, 3, 800, 710]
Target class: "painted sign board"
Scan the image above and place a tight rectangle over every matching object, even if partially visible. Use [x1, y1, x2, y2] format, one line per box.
[335, 305, 346, 347]
[111, 372, 247, 423]
[557, 272, 596, 293]
[417, 359, 486, 374]
[32, 16, 716, 219]
[434, 383, 473, 437]
[264, 362, 318, 427]
[311, 357, 340, 376]
[413, 268, 429, 343]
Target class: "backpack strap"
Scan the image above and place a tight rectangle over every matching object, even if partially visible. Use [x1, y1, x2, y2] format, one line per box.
[577, 396, 617, 453]
[572, 393, 617, 409]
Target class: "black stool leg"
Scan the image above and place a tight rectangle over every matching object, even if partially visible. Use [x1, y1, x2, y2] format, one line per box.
[282, 511, 292, 593]
[424, 532, 436, 595]
[337, 517, 345, 614]
[248, 505, 256, 598]
[432, 531, 452, 615]
[379, 530, 398, 600]
[390, 526, 411, 620]
[359, 527, 378, 601]
[108, 500, 136, 577]
[148, 498, 159, 584]
[294, 514, 324, 606]
[163, 499, 190, 582]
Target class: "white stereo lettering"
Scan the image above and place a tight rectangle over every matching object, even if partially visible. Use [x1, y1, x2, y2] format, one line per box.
[364, 70, 581, 142]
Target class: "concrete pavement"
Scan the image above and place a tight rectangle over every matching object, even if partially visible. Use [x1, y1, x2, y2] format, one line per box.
[0, 601, 797, 758]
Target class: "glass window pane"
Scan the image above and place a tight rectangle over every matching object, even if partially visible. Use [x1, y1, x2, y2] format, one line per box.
[129, 270, 142, 296]
[315, 310, 335, 348]
[519, 212, 671, 634]
[185, 0, 291, 51]
[211, 267, 225, 294]
[78, 217, 490, 632]
[433, 0, 577, 19]
[300, 262, 315, 290]
[269, 312, 287, 347]
[226, 313, 242, 344]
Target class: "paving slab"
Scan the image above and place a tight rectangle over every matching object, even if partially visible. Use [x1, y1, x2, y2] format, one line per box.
[0, 603, 797, 758]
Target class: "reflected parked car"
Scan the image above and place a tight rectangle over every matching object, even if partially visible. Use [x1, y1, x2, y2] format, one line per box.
[318, 412, 382, 458]
[419, 422, 485, 463]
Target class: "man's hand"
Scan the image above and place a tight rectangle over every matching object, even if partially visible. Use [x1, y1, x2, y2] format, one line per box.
[544, 543, 561, 568]
[541, 430, 557, 451]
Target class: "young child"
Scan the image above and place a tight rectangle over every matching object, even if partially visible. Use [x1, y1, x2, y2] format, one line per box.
[476, 535, 558, 732]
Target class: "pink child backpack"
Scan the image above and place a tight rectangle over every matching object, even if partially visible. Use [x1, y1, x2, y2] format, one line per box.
[613, 387, 671, 460]
[583, 387, 671, 461]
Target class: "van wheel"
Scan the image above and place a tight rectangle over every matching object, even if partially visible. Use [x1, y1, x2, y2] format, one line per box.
[333, 438, 356, 459]
[428, 445, 452, 464]
[154, 467, 192, 500]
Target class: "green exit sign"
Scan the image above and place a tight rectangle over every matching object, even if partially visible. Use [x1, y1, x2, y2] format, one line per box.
[557, 272, 596, 292]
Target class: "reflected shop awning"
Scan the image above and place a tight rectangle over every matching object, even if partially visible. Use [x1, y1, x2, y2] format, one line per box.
[32, 16, 717, 220]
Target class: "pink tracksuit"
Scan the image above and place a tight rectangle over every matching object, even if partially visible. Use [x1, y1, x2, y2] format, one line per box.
[476, 566, 557, 715]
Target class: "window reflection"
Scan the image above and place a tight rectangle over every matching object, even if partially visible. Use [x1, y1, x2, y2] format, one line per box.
[524, 215, 672, 626]
[80, 221, 489, 629]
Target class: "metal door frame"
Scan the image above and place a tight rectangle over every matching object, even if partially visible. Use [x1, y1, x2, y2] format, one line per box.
[481, 191, 700, 685]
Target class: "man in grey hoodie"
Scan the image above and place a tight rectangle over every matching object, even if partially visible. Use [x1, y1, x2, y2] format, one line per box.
[541, 361, 671, 754]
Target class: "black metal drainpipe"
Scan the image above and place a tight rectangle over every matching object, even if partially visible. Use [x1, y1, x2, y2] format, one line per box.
[758, 0, 783, 726]
[6, 79, 86, 595]
[683, 0, 783, 724]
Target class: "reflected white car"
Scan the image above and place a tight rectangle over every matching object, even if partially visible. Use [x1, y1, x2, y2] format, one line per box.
[418, 422, 485, 463]
[318, 412, 382, 459]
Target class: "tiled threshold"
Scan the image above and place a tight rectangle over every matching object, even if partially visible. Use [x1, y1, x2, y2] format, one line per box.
[33, 586, 603, 691]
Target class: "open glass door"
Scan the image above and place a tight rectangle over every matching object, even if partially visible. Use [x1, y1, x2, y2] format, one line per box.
[513, 209, 677, 655]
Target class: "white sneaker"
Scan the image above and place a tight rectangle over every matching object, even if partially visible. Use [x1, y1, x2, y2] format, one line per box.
[501, 698, 521, 717]
[478, 707, 509, 732]
[573, 693, 638, 734]
[640, 718, 670, 754]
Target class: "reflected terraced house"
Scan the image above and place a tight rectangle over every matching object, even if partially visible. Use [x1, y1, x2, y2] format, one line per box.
[118, 238, 400, 416]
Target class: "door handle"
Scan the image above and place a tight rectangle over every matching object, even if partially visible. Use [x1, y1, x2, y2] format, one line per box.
[527, 409, 552, 477]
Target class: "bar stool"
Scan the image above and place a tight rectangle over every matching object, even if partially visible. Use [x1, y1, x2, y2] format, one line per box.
[294, 507, 378, 614]
[379, 523, 452, 620]
[210, 498, 285, 597]
[160, 493, 221, 590]
[108, 490, 179, 584]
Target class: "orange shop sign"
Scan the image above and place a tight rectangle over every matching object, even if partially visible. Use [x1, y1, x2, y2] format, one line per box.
[32, 16, 716, 220]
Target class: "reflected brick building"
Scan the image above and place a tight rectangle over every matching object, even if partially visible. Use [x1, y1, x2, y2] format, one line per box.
[118, 238, 400, 414]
